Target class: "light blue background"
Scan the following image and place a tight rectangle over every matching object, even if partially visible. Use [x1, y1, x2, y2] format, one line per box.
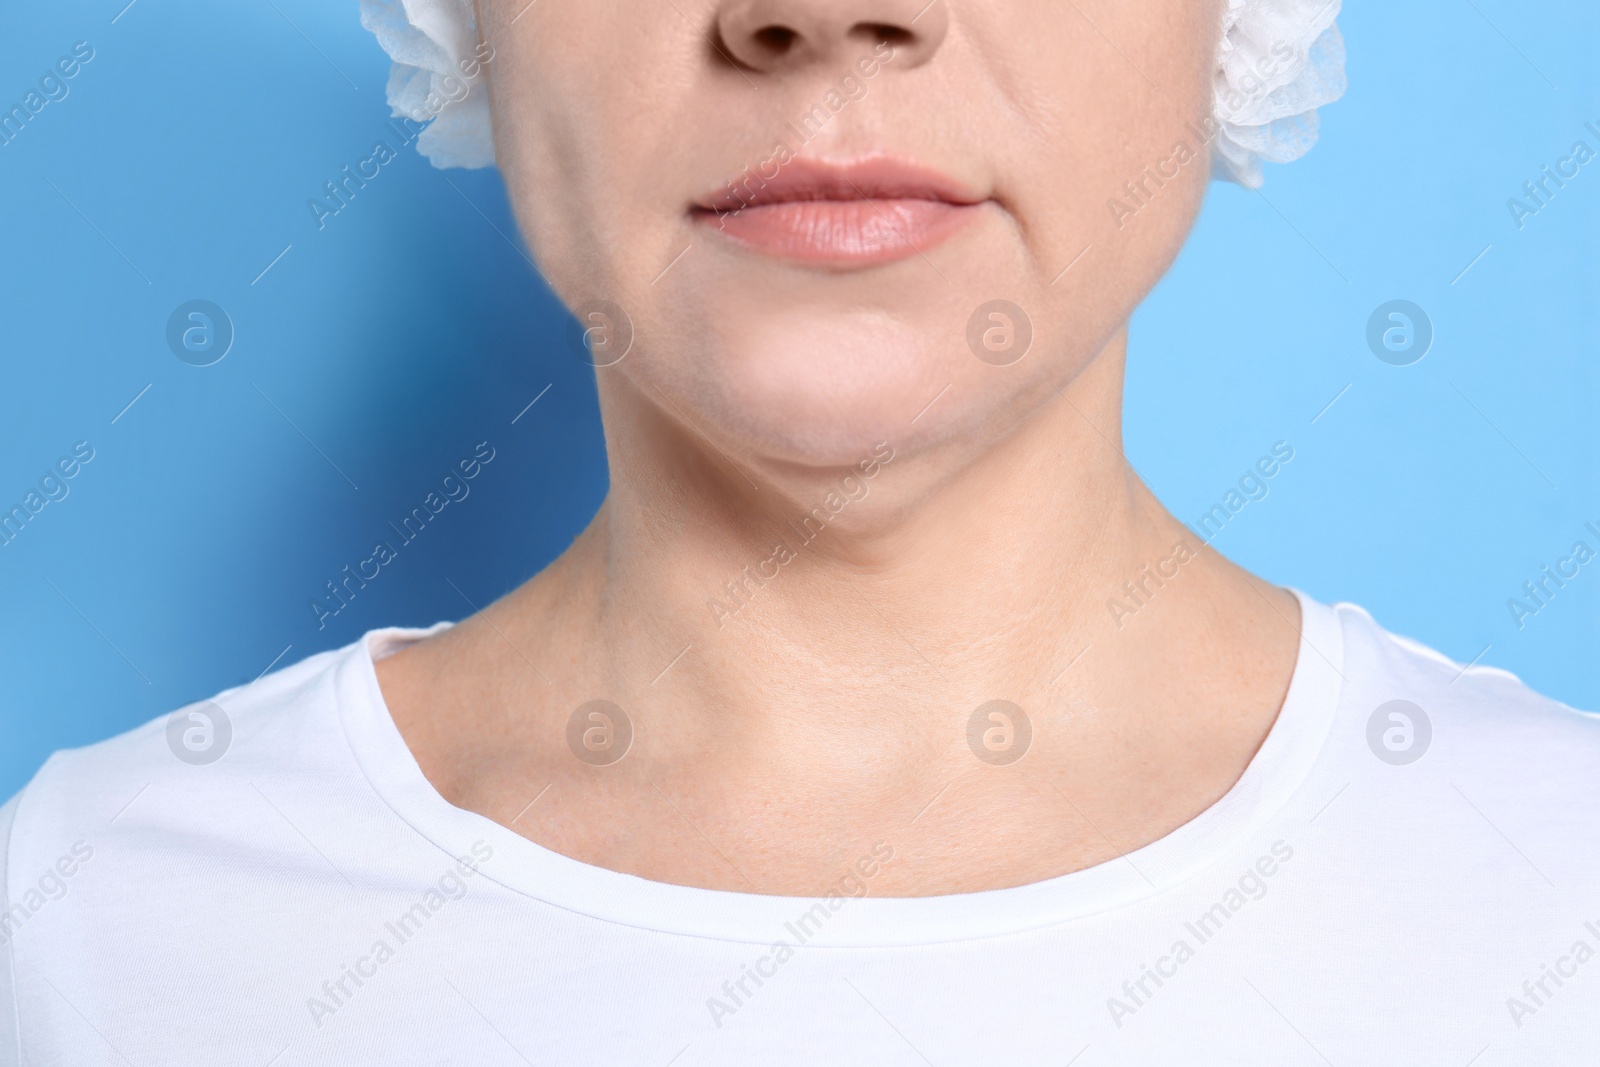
[1, 0, 1595, 799]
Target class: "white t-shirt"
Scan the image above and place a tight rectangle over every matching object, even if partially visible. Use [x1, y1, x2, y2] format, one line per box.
[3, 592, 1597, 1066]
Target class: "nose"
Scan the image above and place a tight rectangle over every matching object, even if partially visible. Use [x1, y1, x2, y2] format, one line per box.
[715, 0, 949, 73]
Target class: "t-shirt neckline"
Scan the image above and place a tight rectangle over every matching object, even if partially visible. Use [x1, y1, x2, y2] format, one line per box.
[336, 588, 1345, 947]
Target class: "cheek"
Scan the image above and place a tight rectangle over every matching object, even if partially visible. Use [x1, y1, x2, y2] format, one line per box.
[487, 60, 615, 293]
[1004, 24, 1215, 353]
[1004, 9, 1216, 255]
[486, 4, 690, 301]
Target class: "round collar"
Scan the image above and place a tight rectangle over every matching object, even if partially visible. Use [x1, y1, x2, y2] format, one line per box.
[337, 589, 1345, 946]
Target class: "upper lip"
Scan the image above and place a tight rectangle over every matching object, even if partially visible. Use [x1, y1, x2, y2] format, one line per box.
[695, 156, 985, 215]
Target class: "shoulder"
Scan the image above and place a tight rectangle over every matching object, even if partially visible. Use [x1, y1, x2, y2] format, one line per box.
[1, 636, 371, 910]
[1330, 598, 1597, 745]
[1322, 599, 1599, 822]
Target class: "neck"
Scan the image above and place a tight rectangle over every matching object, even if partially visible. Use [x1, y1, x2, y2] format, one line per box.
[512, 328, 1279, 774]
[387, 327, 1301, 893]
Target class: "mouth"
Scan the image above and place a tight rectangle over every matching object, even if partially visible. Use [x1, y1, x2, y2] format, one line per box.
[690, 156, 987, 268]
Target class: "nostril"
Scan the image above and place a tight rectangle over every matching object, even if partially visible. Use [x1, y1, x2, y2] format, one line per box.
[753, 25, 799, 55]
[855, 22, 914, 48]
[715, 2, 947, 74]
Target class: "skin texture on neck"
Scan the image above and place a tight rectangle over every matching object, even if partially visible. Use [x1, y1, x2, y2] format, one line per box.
[378, 324, 1302, 896]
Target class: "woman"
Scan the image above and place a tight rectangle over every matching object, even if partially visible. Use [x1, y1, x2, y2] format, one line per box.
[4, 0, 1595, 1062]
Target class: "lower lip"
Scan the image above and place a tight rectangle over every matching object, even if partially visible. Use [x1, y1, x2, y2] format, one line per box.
[695, 199, 981, 267]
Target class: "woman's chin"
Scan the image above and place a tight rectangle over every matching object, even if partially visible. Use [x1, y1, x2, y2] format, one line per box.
[676, 316, 977, 467]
